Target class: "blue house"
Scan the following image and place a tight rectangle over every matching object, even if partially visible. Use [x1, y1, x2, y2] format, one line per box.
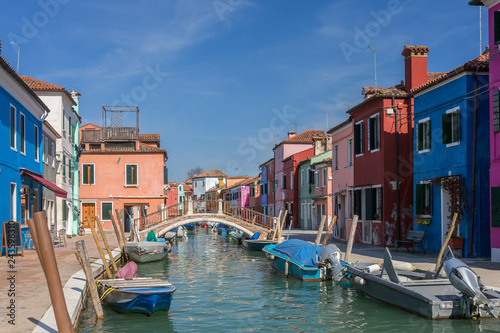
[412, 50, 490, 257]
[0, 47, 54, 248]
[259, 158, 273, 216]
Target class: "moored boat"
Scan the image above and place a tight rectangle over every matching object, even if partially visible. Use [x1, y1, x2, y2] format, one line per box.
[242, 238, 277, 251]
[124, 241, 170, 263]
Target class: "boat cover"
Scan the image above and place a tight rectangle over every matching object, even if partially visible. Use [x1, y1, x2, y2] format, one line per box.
[147, 230, 157, 242]
[116, 261, 139, 279]
[273, 239, 323, 267]
[124, 241, 166, 254]
[251, 232, 261, 240]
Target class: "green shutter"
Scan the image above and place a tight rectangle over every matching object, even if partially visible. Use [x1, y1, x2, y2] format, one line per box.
[442, 113, 452, 144]
[415, 184, 423, 214]
[492, 187, 500, 228]
[494, 90, 500, 133]
[425, 120, 431, 150]
[102, 203, 112, 220]
[495, 11, 500, 45]
[63, 156, 66, 176]
[83, 164, 88, 184]
[417, 123, 423, 151]
[62, 200, 67, 221]
[427, 184, 433, 215]
[69, 160, 73, 182]
[90, 165, 94, 184]
[126, 165, 133, 184]
[164, 166, 168, 185]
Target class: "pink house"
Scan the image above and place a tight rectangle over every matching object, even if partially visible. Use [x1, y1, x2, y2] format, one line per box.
[273, 130, 326, 217]
[470, 0, 500, 261]
[327, 118, 354, 241]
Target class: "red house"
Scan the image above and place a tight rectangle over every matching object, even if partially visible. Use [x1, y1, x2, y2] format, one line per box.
[347, 45, 434, 247]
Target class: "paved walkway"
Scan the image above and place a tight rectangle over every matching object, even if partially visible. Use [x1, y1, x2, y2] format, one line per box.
[0, 230, 120, 333]
[1, 228, 499, 332]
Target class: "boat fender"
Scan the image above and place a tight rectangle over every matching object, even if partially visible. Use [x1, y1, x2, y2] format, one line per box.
[269, 254, 275, 260]
[285, 261, 289, 276]
[364, 264, 381, 274]
[353, 276, 365, 285]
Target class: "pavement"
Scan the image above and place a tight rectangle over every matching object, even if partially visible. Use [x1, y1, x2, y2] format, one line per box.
[1, 228, 499, 332]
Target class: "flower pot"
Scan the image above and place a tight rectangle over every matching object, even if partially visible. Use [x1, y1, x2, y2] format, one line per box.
[448, 237, 464, 250]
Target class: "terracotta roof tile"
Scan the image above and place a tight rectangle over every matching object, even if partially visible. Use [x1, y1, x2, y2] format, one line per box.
[411, 49, 489, 94]
[21, 75, 77, 106]
[139, 133, 161, 142]
[281, 130, 326, 144]
[193, 169, 228, 179]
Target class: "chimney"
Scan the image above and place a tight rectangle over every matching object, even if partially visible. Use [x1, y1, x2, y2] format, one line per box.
[402, 45, 429, 92]
[0, 40, 2, 55]
[288, 131, 296, 138]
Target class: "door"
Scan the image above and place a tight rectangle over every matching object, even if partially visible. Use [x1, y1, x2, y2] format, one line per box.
[124, 205, 134, 232]
[82, 203, 95, 228]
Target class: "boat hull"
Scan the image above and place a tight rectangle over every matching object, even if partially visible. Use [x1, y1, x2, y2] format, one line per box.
[124, 242, 169, 263]
[128, 251, 168, 263]
[242, 239, 277, 251]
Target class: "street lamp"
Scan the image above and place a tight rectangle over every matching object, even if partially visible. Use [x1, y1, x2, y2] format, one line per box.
[10, 42, 20, 74]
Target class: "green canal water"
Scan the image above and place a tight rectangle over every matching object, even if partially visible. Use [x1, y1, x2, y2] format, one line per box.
[77, 227, 499, 332]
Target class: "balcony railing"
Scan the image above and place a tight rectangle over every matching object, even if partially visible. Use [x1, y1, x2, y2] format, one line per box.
[81, 127, 139, 143]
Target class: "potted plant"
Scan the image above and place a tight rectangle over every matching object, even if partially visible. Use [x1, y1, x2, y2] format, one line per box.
[448, 236, 465, 250]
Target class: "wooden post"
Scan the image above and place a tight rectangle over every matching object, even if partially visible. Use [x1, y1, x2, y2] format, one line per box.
[86, 216, 113, 279]
[435, 213, 458, 272]
[273, 210, 283, 241]
[344, 215, 359, 263]
[109, 211, 124, 253]
[314, 215, 327, 246]
[321, 215, 338, 248]
[115, 209, 127, 244]
[75, 240, 104, 319]
[277, 210, 288, 244]
[95, 216, 118, 273]
[27, 217, 46, 276]
[32, 211, 74, 333]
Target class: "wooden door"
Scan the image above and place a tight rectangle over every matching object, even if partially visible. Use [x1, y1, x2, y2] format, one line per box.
[82, 203, 95, 228]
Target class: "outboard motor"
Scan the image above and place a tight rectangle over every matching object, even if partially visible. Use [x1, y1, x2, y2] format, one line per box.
[319, 244, 345, 282]
[444, 257, 498, 318]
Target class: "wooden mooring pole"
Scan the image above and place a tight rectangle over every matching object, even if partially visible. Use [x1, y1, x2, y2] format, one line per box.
[75, 240, 104, 319]
[95, 216, 119, 273]
[314, 215, 327, 246]
[344, 215, 359, 263]
[321, 215, 337, 248]
[86, 216, 113, 279]
[115, 209, 127, 245]
[109, 211, 124, 253]
[277, 210, 288, 244]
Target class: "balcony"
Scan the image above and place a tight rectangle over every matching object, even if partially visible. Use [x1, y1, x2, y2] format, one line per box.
[81, 127, 139, 143]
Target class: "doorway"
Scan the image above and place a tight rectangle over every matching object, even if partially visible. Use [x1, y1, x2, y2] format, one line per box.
[339, 194, 346, 240]
[441, 188, 454, 244]
[82, 203, 95, 228]
[124, 205, 134, 232]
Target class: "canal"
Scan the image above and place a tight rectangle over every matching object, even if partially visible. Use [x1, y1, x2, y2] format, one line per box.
[78, 227, 498, 332]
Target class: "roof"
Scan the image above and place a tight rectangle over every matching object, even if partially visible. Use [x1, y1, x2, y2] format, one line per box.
[327, 117, 352, 134]
[259, 157, 274, 168]
[277, 130, 326, 146]
[139, 133, 161, 142]
[411, 49, 489, 95]
[21, 75, 77, 106]
[0, 56, 50, 113]
[192, 169, 228, 179]
[82, 142, 166, 154]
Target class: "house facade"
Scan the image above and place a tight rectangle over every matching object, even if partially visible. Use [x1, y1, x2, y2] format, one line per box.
[328, 118, 354, 240]
[259, 158, 274, 216]
[298, 157, 314, 229]
[22, 76, 81, 235]
[192, 169, 227, 200]
[78, 109, 167, 231]
[412, 50, 490, 257]
[42, 120, 61, 229]
[311, 151, 333, 230]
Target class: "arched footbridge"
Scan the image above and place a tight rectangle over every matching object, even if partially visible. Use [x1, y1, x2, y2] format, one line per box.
[133, 200, 277, 241]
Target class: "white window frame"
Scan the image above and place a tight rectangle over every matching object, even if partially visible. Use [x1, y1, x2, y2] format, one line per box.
[300, 169, 304, 186]
[418, 117, 431, 154]
[347, 137, 353, 167]
[315, 171, 319, 188]
[322, 168, 327, 187]
[10, 105, 17, 151]
[34, 124, 39, 162]
[445, 107, 460, 148]
[369, 114, 380, 153]
[20, 112, 26, 155]
[125, 163, 139, 187]
[51, 142, 56, 169]
[355, 120, 364, 157]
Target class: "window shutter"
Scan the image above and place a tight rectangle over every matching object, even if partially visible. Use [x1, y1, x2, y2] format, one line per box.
[354, 190, 361, 216]
[494, 90, 500, 133]
[454, 112, 460, 143]
[442, 113, 452, 144]
[365, 188, 374, 219]
[63, 156, 66, 176]
[354, 123, 360, 154]
[415, 184, 423, 214]
[427, 184, 433, 214]
[426, 120, 431, 150]
[495, 11, 500, 45]
[90, 165, 94, 184]
[164, 166, 168, 185]
[126, 165, 132, 184]
[417, 123, 423, 151]
[369, 117, 375, 150]
[83, 165, 88, 184]
[62, 200, 67, 221]
[492, 187, 500, 228]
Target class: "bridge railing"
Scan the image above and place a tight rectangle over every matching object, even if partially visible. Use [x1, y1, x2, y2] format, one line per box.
[192, 200, 219, 214]
[137, 202, 186, 231]
[222, 201, 273, 229]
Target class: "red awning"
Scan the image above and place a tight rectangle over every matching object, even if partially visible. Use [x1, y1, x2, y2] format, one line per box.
[20, 169, 68, 198]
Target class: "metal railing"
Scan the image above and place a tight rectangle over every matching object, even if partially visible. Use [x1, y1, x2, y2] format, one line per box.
[222, 201, 273, 229]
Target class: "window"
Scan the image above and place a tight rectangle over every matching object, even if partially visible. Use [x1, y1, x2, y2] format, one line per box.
[264, 183, 268, 195]
[63, 155, 66, 177]
[493, 90, 500, 133]
[281, 173, 287, 190]
[82, 164, 95, 185]
[62, 200, 67, 221]
[322, 168, 327, 187]
[347, 138, 353, 167]
[416, 183, 432, 216]
[291, 172, 294, 189]
[101, 202, 112, 221]
[179, 196, 184, 203]
[368, 114, 380, 151]
[202, 181, 205, 187]
[495, 11, 500, 45]
[43, 136, 48, 164]
[10, 105, 16, 150]
[347, 190, 353, 218]
[20, 113, 25, 154]
[51, 142, 56, 168]
[334, 145, 339, 171]
[354, 121, 364, 155]
[34, 125, 39, 162]
[301, 170, 304, 186]
[69, 159, 73, 183]
[442, 108, 460, 146]
[315, 171, 319, 188]
[417, 118, 431, 152]
[365, 187, 382, 220]
[164, 166, 168, 185]
[10, 182, 17, 221]
[308, 168, 315, 185]
[492, 187, 500, 228]
[126, 164, 138, 186]
[62, 110, 65, 131]
[353, 189, 362, 217]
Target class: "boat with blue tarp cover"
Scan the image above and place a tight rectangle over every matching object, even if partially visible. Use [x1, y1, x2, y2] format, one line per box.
[263, 239, 344, 281]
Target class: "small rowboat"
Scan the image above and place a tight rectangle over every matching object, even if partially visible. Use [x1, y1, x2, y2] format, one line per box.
[124, 241, 170, 263]
[98, 277, 176, 315]
[242, 239, 277, 251]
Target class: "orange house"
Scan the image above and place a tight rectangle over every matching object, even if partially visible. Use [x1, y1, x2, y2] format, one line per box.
[79, 119, 167, 231]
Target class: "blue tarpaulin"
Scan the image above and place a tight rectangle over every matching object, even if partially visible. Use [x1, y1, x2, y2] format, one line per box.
[273, 239, 323, 267]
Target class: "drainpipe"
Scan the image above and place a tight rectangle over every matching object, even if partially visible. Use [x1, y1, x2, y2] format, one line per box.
[470, 73, 478, 257]
[393, 96, 401, 241]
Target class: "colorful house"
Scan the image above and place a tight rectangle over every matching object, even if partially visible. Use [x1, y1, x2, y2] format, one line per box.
[470, 0, 500, 262]
[411, 49, 490, 257]
[327, 118, 354, 240]
[259, 158, 274, 216]
[0, 50, 63, 241]
[282, 148, 314, 227]
[310, 150, 333, 230]
[298, 157, 314, 229]
[22, 76, 81, 235]
[347, 45, 432, 247]
[78, 106, 168, 231]
[248, 176, 261, 213]
[192, 169, 227, 200]
[42, 121, 61, 229]
[273, 130, 326, 218]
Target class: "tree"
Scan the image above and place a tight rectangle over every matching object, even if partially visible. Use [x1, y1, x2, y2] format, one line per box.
[187, 167, 203, 179]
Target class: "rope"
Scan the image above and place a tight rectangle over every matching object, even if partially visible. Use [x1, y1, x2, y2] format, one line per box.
[100, 287, 115, 301]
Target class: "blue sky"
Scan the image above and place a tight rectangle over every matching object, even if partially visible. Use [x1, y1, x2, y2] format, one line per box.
[1, 0, 486, 181]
